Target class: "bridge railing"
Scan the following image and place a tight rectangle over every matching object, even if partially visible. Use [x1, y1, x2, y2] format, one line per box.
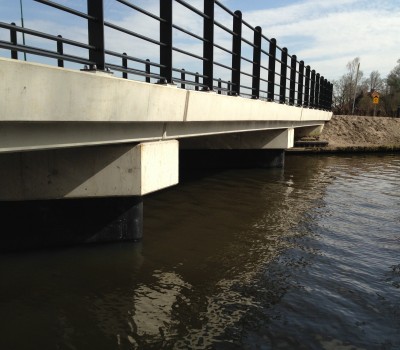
[0, 0, 333, 110]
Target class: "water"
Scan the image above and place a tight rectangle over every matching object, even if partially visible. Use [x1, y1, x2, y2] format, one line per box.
[0, 154, 399, 349]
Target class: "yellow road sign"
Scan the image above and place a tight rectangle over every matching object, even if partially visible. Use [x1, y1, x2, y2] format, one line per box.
[373, 96, 379, 104]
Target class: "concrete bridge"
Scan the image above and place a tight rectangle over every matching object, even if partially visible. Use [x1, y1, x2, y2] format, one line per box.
[0, 0, 332, 250]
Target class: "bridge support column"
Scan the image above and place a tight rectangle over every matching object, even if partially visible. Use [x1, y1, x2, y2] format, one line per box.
[0, 140, 178, 251]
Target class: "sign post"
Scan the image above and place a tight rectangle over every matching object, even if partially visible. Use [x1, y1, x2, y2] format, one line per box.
[371, 91, 380, 116]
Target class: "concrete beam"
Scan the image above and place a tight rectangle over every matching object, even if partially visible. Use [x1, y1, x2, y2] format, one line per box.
[185, 91, 331, 122]
[1, 58, 332, 125]
[294, 125, 325, 140]
[180, 128, 294, 149]
[0, 121, 323, 153]
[0, 140, 179, 201]
[0, 58, 187, 123]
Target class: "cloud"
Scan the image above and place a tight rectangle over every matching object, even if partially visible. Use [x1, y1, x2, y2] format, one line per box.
[240, 0, 400, 79]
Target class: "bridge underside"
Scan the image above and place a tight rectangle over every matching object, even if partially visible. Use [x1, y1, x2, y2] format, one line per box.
[0, 120, 323, 153]
[0, 58, 331, 250]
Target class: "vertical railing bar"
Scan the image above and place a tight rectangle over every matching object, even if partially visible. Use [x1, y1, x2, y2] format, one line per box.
[145, 59, 151, 83]
[327, 82, 331, 110]
[218, 78, 221, 94]
[297, 60, 304, 106]
[160, 0, 173, 83]
[88, 0, 105, 70]
[122, 52, 128, 79]
[289, 54, 296, 105]
[320, 76, 325, 109]
[279, 47, 288, 104]
[203, 0, 214, 90]
[181, 69, 186, 89]
[304, 65, 310, 107]
[315, 73, 320, 109]
[57, 35, 64, 67]
[10, 22, 18, 60]
[251, 26, 262, 99]
[231, 10, 242, 96]
[324, 78, 328, 110]
[310, 69, 316, 108]
[267, 38, 276, 101]
[323, 78, 327, 109]
[195, 72, 199, 91]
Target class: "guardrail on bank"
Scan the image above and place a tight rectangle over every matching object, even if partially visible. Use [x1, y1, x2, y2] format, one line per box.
[0, 0, 333, 110]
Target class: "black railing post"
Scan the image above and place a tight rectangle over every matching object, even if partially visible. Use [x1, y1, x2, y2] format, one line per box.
[289, 54, 296, 105]
[10, 23, 18, 60]
[228, 80, 231, 95]
[326, 81, 333, 111]
[267, 38, 276, 101]
[326, 82, 330, 110]
[145, 59, 151, 83]
[279, 47, 288, 104]
[315, 73, 320, 108]
[304, 65, 310, 107]
[231, 10, 242, 96]
[195, 72, 199, 91]
[203, 0, 214, 91]
[218, 78, 221, 94]
[310, 69, 316, 108]
[252, 26, 262, 99]
[57, 35, 64, 67]
[122, 53, 128, 79]
[323, 79, 328, 110]
[88, 0, 105, 70]
[320, 78, 324, 109]
[297, 60, 304, 106]
[181, 69, 185, 89]
[160, 0, 173, 83]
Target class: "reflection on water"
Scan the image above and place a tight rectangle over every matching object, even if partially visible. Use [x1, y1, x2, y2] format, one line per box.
[0, 154, 399, 349]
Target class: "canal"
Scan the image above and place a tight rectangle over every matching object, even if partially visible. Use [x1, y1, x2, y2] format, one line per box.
[0, 154, 399, 349]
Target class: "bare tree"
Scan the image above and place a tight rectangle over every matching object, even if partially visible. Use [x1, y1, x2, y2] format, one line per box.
[369, 70, 383, 92]
[383, 59, 400, 116]
[387, 59, 400, 93]
[333, 57, 363, 114]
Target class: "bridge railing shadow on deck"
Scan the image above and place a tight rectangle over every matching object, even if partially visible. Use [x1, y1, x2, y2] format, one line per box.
[0, 0, 333, 110]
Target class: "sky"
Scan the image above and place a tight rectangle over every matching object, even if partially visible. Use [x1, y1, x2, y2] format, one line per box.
[0, 0, 399, 83]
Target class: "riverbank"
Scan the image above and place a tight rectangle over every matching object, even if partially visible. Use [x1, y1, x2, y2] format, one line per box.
[290, 115, 400, 153]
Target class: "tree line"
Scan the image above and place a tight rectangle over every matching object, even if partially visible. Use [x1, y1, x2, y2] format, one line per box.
[332, 57, 400, 117]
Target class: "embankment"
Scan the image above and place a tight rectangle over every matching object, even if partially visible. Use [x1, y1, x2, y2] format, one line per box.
[292, 115, 400, 152]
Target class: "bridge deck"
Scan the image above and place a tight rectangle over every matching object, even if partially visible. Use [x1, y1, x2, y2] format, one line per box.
[0, 58, 331, 153]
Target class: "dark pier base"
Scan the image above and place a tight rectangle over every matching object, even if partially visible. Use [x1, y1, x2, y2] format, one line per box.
[0, 196, 143, 252]
[180, 149, 285, 170]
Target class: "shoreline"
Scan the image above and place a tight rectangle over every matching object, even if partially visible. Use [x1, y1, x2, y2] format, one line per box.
[290, 115, 400, 153]
[287, 145, 400, 154]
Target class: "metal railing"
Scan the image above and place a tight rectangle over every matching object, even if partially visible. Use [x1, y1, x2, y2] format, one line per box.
[0, 0, 333, 110]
